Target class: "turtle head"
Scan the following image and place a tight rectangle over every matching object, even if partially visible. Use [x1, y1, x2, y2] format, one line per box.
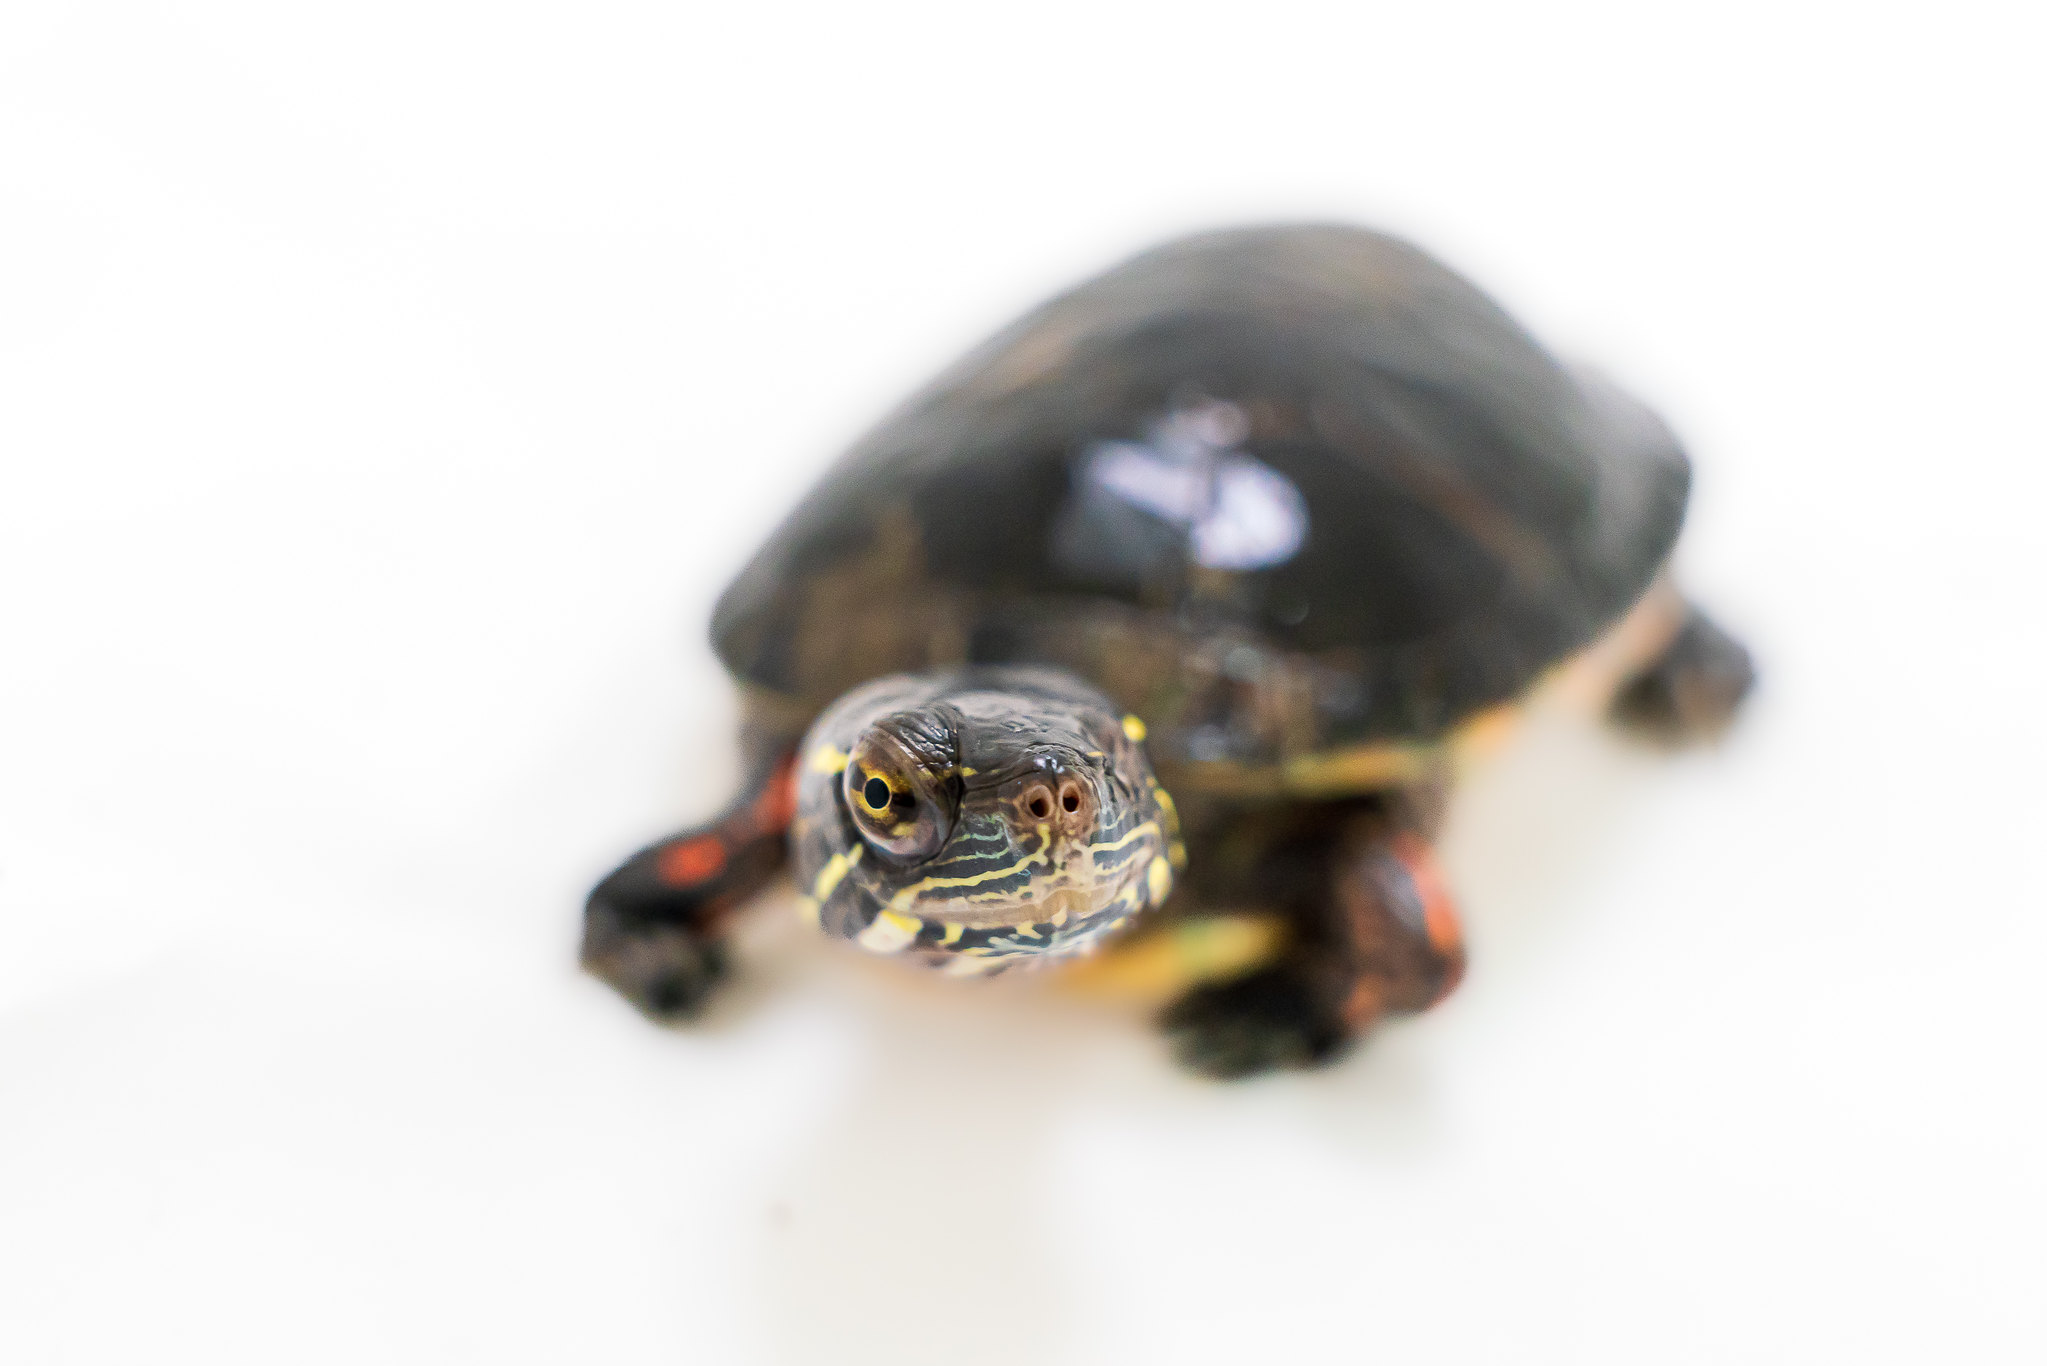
[793, 667, 1180, 973]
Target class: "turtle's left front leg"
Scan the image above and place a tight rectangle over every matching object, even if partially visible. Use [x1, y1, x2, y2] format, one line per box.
[1160, 795, 1466, 1078]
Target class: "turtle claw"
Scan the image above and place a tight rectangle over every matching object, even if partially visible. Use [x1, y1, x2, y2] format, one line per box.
[1160, 967, 1351, 1079]
[581, 897, 730, 1022]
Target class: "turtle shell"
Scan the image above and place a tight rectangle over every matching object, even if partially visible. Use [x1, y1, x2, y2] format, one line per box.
[711, 225, 1688, 769]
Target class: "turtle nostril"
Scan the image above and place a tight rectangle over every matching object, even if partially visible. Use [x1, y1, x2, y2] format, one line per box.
[1018, 777, 1089, 830]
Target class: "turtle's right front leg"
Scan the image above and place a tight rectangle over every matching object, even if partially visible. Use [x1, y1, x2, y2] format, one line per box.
[582, 741, 797, 1021]
[1159, 793, 1467, 1078]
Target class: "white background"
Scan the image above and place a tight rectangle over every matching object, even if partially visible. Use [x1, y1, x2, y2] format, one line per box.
[3, 2, 2043, 1361]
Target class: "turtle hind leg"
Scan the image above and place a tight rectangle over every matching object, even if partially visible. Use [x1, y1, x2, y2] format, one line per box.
[582, 743, 797, 1022]
[1608, 602, 1756, 744]
[1158, 797, 1466, 1080]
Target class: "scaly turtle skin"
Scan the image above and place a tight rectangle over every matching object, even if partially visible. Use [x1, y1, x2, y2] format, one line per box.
[583, 224, 1754, 1077]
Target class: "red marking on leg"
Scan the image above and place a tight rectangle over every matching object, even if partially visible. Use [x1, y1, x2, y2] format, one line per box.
[1391, 833, 1466, 1004]
[739, 753, 799, 839]
[1390, 834, 1461, 955]
[658, 836, 728, 887]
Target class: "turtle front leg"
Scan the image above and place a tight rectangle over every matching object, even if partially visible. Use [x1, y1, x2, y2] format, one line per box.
[1160, 798, 1466, 1079]
[582, 741, 797, 1021]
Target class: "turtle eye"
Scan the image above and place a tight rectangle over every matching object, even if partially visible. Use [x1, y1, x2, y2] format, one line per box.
[843, 732, 954, 863]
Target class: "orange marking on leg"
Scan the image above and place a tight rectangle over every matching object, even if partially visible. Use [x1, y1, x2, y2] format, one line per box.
[1341, 977, 1387, 1030]
[1391, 834, 1461, 955]
[658, 836, 728, 887]
[1391, 833, 1467, 1004]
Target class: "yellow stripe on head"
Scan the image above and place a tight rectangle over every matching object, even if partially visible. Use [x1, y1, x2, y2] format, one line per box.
[811, 845, 863, 902]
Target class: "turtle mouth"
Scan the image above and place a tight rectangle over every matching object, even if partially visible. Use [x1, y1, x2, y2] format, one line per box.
[923, 881, 1117, 939]
[862, 832, 1164, 973]
[912, 879, 1103, 932]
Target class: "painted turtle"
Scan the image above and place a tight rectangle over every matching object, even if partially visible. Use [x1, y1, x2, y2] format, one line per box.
[583, 224, 1754, 1076]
